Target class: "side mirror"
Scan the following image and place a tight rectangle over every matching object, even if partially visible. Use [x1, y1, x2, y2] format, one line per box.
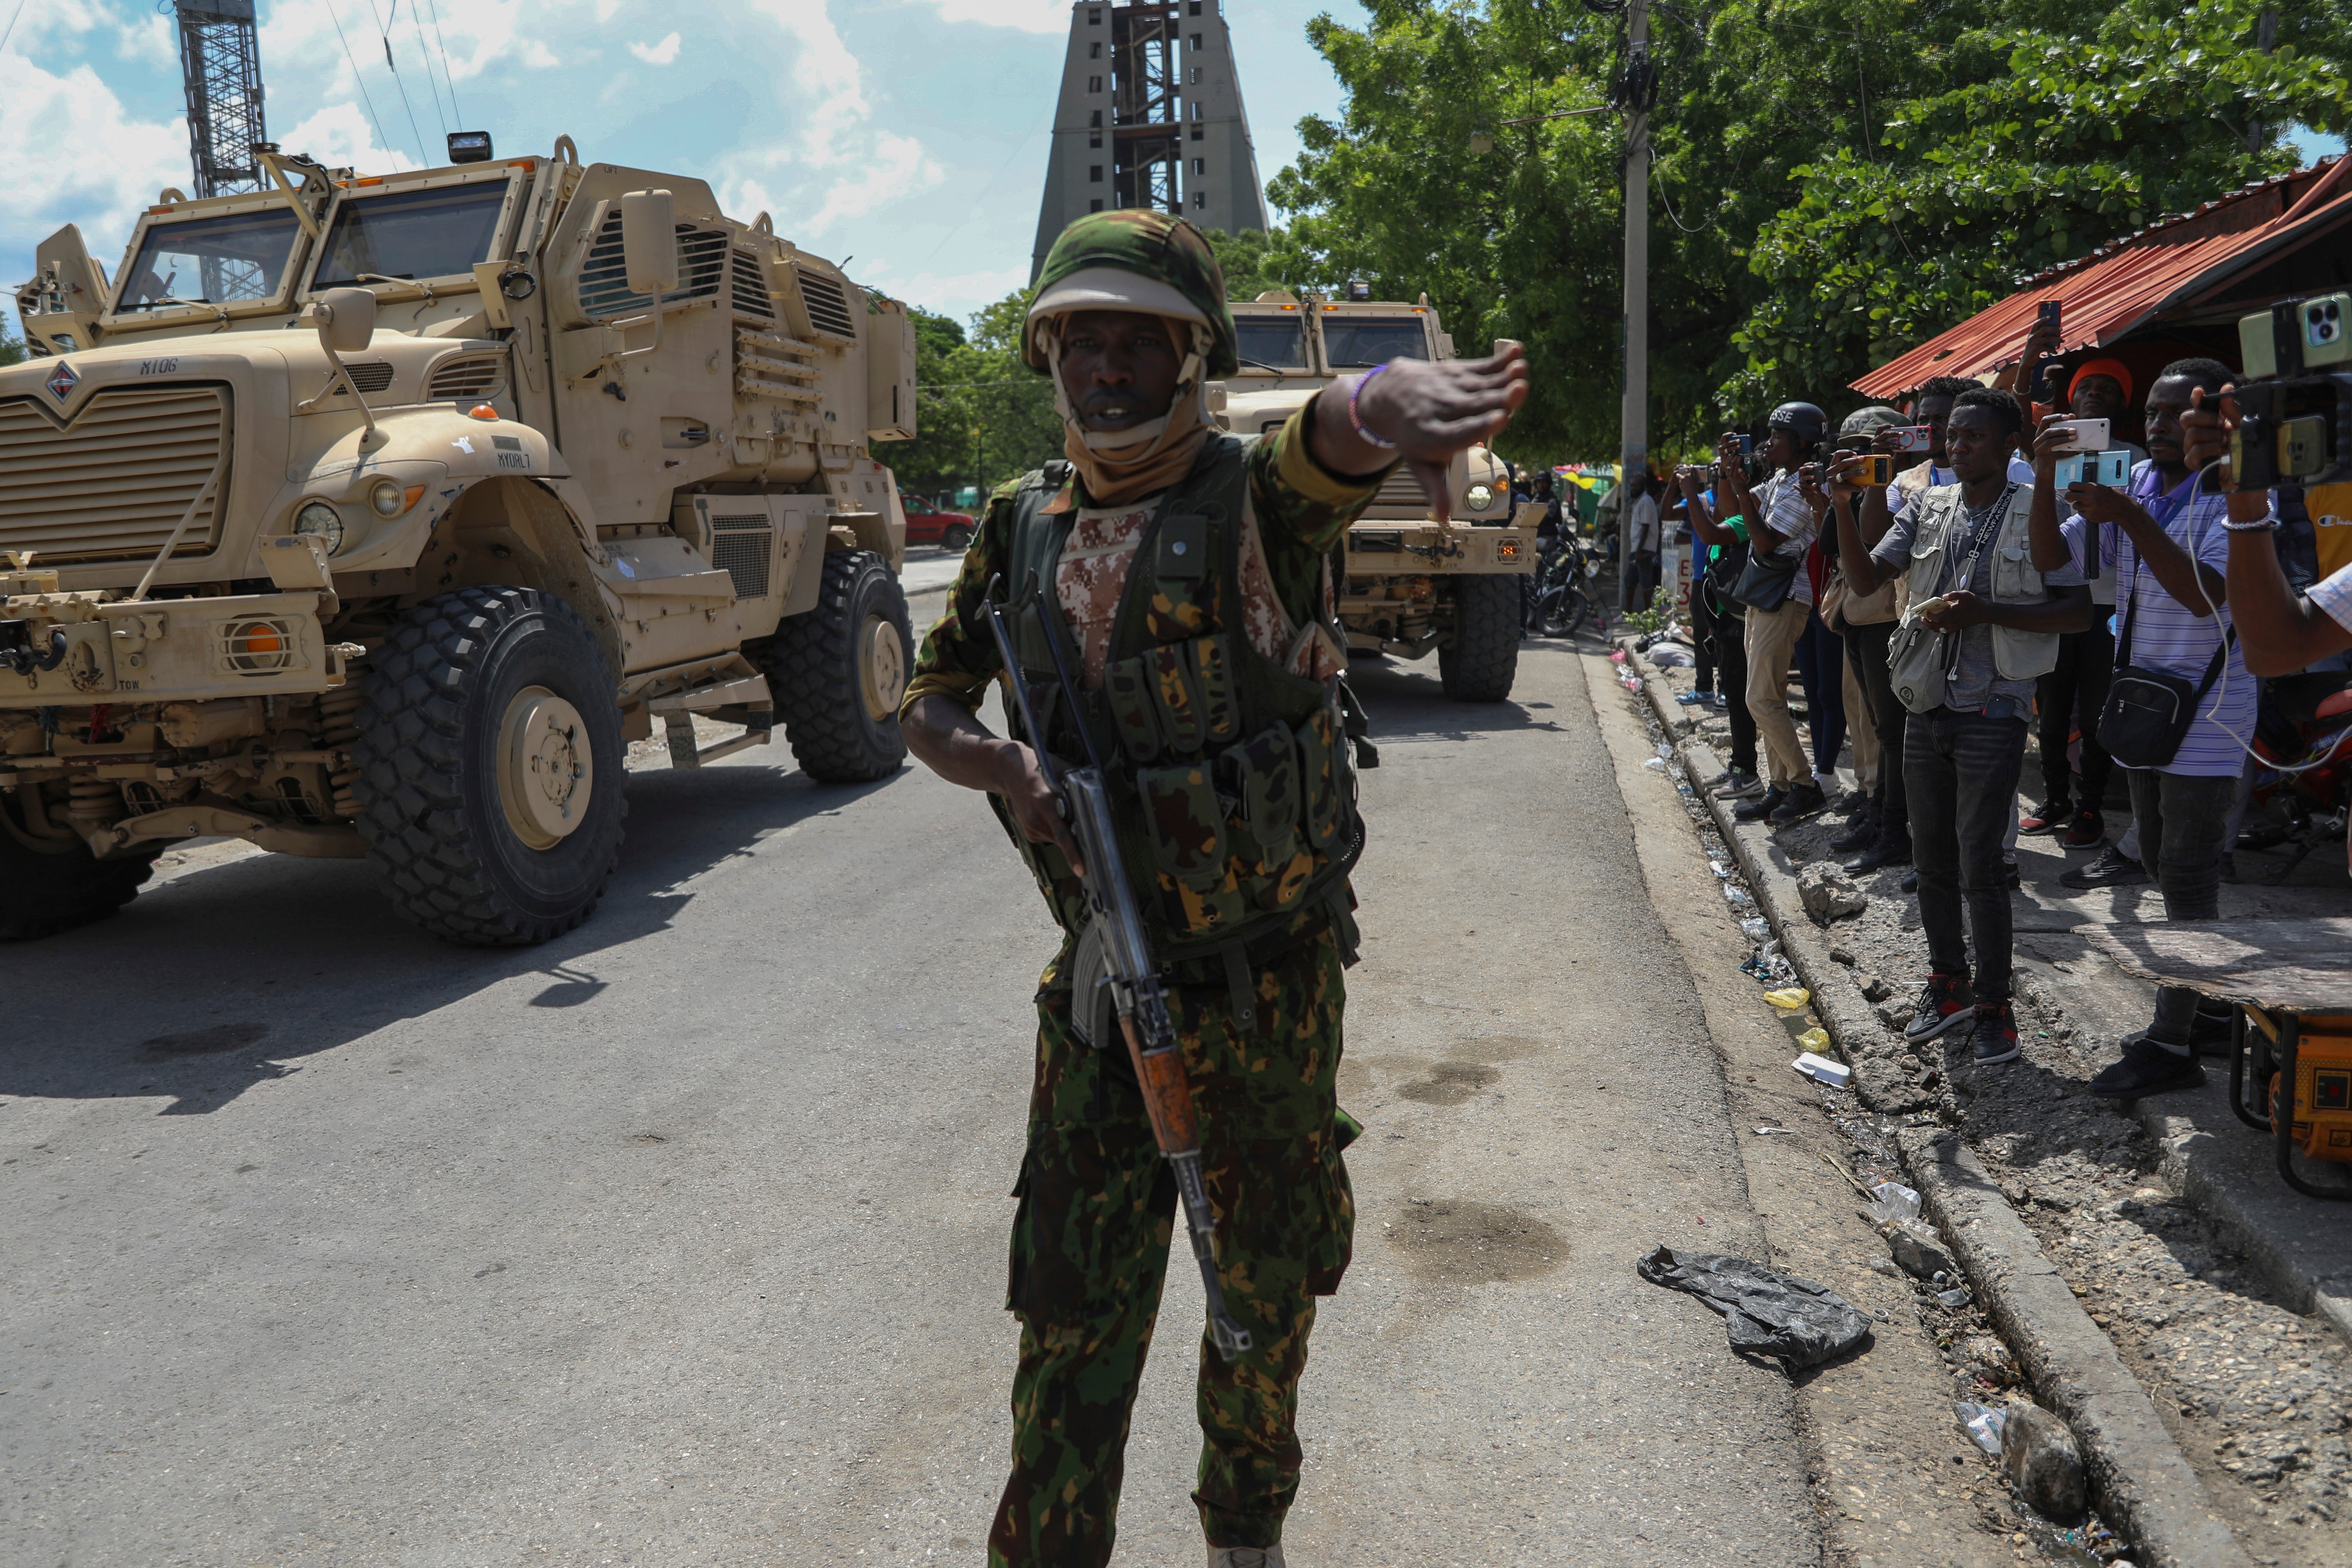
[312, 287, 377, 354]
[620, 190, 678, 298]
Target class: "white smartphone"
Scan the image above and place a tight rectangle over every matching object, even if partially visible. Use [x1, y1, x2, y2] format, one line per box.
[2049, 417, 2110, 451]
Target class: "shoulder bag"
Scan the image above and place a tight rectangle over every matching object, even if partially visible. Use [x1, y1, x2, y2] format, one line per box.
[2097, 554, 2234, 768]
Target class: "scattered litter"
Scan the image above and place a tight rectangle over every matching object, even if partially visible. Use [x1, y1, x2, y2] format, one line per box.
[1796, 1026, 1832, 1053]
[1709, 858, 1729, 877]
[1609, 649, 1628, 664]
[1655, 740, 1675, 760]
[1955, 1399, 2008, 1457]
[1636, 1245, 1871, 1370]
[1643, 757, 1668, 771]
[1621, 675, 1643, 693]
[1739, 917, 1771, 942]
[1753, 1124, 1796, 1136]
[1649, 644, 1695, 668]
[1866, 1182, 1921, 1222]
[1724, 885, 1755, 908]
[1937, 1286, 1974, 1308]
[1793, 1052, 1851, 1088]
[1763, 987, 1810, 1011]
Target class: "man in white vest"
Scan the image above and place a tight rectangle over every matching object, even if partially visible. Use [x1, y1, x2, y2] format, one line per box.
[1825, 388, 2094, 1067]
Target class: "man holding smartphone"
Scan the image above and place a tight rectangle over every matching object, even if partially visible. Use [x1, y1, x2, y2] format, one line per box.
[1829, 390, 2092, 1067]
[2026, 360, 2251, 1100]
[1715, 403, 1832, 823]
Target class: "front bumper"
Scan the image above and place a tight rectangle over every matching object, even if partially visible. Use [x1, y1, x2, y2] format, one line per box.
[0, 588, 346, 706]
[1342, 521, 1537, 577]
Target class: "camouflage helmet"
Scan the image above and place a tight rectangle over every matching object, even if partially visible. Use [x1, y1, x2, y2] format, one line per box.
[1023, 210, 1239, 379]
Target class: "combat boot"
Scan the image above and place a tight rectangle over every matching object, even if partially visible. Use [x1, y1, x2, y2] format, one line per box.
[1209, 1548, 1287, 1568]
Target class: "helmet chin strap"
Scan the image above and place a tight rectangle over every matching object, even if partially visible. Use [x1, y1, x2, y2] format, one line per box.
[1042, 319, 1216, 503]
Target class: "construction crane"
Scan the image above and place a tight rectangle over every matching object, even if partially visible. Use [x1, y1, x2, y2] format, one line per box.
[172, 0, 268, 199]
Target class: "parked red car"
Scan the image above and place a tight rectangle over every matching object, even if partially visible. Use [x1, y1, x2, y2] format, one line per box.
[901, 493, 975, 550]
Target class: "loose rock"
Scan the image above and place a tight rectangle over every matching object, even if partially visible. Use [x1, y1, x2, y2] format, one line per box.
[1797, 862, 1869, 923]
[1858, 972, 1893, 1002]
[1881, 1217, 1955, 1280]
[2000, 1403, 2088, 1523]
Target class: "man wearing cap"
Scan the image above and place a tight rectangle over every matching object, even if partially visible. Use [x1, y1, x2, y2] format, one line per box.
[898, 211, 1527, 1568]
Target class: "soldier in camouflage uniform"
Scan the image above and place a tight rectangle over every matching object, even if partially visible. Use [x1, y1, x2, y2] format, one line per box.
[900, 211, 1526, 1568]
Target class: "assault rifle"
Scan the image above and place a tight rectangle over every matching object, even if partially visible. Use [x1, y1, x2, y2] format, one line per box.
[982, 580, 1253, 1362]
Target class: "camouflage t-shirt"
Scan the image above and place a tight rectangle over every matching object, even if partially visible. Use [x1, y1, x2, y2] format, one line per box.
[903, 394, 1388, 714]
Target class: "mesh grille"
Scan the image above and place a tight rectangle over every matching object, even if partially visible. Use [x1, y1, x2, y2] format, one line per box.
[0, 384, 230, 564]
[343, 361, 395, 393]
[709, 524, 772, 601]
[577, 210, 729, 319]
[729, 248, 775, 320]
[796, 268, 857, 339]
[1372, 469, 1428, 511]
[426, 354, 506, 402]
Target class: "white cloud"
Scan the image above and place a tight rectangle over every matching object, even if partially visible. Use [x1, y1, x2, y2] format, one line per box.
[0, 55, 188, 287]
[276, 103, 419, 177]
[628, 31, 680, 64]
[914, 0, 1069, 32]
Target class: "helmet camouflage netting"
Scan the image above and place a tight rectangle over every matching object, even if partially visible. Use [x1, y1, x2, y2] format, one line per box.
[1023, 210, 1239, 380]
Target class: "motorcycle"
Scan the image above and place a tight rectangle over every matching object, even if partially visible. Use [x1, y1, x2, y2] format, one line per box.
[2242, 670, 2352, 882]
[1525, 532, 1607, 638]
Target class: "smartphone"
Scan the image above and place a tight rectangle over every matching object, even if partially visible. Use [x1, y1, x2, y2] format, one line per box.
[1892, 425, 1934, 453]
[2030, 300, 2063, 400]
[2055, 449, 2129, 488]
[2240, 293, 2352, 378]
[1852, 453, 1894, 485]
[2048, 417, 2110, 452]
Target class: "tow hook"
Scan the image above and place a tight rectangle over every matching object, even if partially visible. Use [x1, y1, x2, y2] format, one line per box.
[0, 619, 69, 676]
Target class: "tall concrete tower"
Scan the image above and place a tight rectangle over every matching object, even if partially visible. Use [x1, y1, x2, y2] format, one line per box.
[1030, 0, 1268, 283]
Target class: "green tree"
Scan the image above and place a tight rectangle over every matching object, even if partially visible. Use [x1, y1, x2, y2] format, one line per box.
[886, 291, 1064, 501]
[0, 317, 24, 368]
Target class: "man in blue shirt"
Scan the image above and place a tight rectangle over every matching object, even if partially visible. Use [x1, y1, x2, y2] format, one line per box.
[2026, 359, 2249, 1099]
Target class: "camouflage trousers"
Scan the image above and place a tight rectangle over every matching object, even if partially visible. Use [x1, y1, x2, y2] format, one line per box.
[987, 928, 1357, 1568]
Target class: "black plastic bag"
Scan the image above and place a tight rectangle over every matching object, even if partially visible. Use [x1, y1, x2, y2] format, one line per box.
[1637, 1244, 1871, 1369]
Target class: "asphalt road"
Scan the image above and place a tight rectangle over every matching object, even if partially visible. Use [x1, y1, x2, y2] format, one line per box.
[2, 614, 1816, 1566]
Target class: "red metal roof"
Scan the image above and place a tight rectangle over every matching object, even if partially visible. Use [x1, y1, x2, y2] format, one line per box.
[1853, 157, 2352, 400]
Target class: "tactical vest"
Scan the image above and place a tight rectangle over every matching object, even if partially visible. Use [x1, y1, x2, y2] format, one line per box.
[993, 434, 1366, 991]
[1893, 482, 2062, 705]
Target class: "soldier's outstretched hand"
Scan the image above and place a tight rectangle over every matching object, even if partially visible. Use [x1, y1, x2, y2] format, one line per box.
[1311, 341, 1531, 523]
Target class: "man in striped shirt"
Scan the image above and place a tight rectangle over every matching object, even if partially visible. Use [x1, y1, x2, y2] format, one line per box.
[2028, 358, 2249, 1099]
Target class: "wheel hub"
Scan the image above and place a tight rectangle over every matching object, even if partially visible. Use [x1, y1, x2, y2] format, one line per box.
[497, 685, 592, 850]
[858, 613, 907, 722]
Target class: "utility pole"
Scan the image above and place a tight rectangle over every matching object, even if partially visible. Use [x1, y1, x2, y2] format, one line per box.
[1620, 0, 1651, 479]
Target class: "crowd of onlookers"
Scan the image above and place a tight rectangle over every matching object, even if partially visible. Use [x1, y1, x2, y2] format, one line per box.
[1571, 344, 2352, 1100]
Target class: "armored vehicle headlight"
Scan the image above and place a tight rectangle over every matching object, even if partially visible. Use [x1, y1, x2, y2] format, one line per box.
[294, 501, 346, 553]
[1465, 482, 1497, 512]
[368, 478, 410, 518]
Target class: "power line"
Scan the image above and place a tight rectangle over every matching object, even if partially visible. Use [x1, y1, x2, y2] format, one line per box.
[0, 0, 28, 54]
[396, 0, 449, 139]
[365, 0, 429, 164]
[423, 0, 463, 124]
[322, 0, 398, 163]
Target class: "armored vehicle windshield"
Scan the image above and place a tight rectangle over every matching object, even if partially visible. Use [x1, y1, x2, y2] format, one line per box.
[117, 208, 304, 310]
[1235, 314, 1310, 372]
[1322, 315, 1428, 367]
[313, 183, 510, 287]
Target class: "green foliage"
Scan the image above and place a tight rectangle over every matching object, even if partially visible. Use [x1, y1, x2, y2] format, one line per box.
[1261, 0, 2350, 458]
[1728, 0, 2352, 412]
[0, 317, 23, 368]
[1200, 226, 1304, 300]
[888, 293, 1063, 500]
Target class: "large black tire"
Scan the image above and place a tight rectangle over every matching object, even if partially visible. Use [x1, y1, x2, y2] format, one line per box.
[942, 522, 972, 551]
[351, 587, 626, 946]
[1439, 575, 1523, 702]
[0, 788, 159, 940]
[767, 550, 912, 783]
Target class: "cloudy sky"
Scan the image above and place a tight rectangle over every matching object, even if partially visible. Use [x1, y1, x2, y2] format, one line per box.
[0, 0, 1364, 328]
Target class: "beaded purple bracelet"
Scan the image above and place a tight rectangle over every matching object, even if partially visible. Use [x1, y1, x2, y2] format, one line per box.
[1348, 364, 1399, 450]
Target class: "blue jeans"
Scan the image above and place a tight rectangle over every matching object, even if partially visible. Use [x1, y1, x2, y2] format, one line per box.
[1905, 707, 2029, 1002]
[1793, 608, 1846, 781]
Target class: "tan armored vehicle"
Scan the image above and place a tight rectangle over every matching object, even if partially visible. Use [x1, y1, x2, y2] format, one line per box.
[1212, 292, 1534, 702]
[3, 135, 917, 944]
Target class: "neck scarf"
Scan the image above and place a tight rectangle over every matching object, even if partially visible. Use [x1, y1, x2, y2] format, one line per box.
[1043, 316, 1215, 507]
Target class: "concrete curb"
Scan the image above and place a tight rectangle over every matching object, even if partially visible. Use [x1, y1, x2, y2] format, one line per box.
[1619, 639, 2255, 1568]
